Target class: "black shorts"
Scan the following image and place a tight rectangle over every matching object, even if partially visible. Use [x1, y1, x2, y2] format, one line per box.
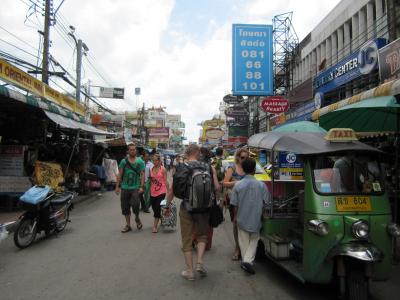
[120, 189, 140, 216]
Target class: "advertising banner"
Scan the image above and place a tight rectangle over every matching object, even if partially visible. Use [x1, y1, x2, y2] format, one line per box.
[99, 87, 125, 99]
[0, 59, 85, 116]
[148, 127, 169, 138]
[205, 128, 224, 139]
[225, 106, 248, 117]
[223, 94, 244, 105]
[227, 136, 248, 144]
[260, 96, 289, 114]
[232, 24, 273, 96]
[278, 152, 304, 180]
[0, 145, 25, 176]
[378, 38, 400, 82]
[203, 119, 225, 127]
[314, 38, 386, 94]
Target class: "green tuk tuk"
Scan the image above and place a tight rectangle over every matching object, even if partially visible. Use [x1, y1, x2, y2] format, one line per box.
[249, 128, 400, 300]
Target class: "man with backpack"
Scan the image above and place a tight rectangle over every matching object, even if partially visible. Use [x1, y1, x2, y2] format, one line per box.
[166, 144, 220, 281]
[115, 144, 145, 233]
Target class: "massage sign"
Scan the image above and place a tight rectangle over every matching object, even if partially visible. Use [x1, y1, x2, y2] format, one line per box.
[260, 96, 289, 114]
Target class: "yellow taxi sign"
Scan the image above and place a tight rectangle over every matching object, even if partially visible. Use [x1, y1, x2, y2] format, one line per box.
[324, 128, 358, 142]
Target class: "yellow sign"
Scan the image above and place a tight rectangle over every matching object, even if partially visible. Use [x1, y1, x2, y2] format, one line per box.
[325, 128, 358, 142]
[203, 119, 224, 128]
[336, 196, 372, 212]
[34, 161, 64, 192]
[0, 58, 44, 96]
[0, 58, 84, 116]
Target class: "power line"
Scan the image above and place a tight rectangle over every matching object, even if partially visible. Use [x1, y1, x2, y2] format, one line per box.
[0, 37, 39, 60]
[0, 25, 39, 52]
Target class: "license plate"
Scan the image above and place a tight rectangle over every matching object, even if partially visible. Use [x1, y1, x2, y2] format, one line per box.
[335, 196, 371, 212]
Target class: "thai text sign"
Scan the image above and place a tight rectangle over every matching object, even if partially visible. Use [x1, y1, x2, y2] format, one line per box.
[232, 24, 273, 96]
[314, 38, 386, 94]
[378, 37, 400, 82]
[260, 96, 289, 114]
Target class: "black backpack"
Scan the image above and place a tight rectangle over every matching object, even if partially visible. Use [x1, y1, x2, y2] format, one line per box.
[173, 161, 212, 213]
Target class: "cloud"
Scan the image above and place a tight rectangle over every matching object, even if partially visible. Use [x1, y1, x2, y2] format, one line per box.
[1, 0, 341, 143]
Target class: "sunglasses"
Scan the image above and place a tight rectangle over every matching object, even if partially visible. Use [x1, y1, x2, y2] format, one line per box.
[240, 156, 248, 160]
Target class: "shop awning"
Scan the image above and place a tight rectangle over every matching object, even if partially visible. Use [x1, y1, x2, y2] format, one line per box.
[45, 111, 114, 135]
[319, 96, 400, 133]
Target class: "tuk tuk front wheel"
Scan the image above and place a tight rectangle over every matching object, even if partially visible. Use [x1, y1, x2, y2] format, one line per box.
[347, 269, 368, 300]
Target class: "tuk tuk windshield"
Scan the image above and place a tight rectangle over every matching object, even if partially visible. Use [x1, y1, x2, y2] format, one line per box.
[312, 154, 384, 195]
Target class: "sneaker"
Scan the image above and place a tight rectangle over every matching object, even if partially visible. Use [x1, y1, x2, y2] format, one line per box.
[195, 263, 207, 277]
[181, 270, 195, 281]
[240, 262, 255, 275]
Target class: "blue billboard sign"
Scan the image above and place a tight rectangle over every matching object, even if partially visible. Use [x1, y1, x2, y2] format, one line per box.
[314, 38, 386, 94]
[232, 24, 273, 96]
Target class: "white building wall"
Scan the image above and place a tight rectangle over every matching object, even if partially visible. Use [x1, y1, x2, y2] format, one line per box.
[292, 0, 389, 88]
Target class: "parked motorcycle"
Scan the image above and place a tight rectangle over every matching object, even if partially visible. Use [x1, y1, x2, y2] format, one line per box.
[14, 185, 75, 249]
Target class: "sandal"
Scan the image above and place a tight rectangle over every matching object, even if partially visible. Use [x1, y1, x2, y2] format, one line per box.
[196, 263, 207, 277]
[152, 227, 158, 233]
[181, 270, 195, 281]
[121, 225, 132, 233]
[136, 221, 143, 230]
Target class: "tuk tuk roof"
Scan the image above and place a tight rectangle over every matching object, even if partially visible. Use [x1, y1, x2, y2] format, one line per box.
[248, 131, 381, 155]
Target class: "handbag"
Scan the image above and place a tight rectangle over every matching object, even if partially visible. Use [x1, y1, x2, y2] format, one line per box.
[209, 196, 224, 228]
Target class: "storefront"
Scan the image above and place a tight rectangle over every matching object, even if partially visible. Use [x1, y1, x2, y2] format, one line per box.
[0, 85, 112, 210]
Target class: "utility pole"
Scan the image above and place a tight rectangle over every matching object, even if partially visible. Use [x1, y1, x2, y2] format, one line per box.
[76, 39, 83, 102]
[41, 0, 51, 84]
[68, 27, 89, 103]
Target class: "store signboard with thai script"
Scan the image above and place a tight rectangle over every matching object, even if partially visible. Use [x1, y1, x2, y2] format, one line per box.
[232, 24, 273, 96]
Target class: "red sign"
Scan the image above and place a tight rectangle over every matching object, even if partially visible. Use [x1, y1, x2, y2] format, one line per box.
[260, 96, 289, 114]
[228, 136, 248, 143]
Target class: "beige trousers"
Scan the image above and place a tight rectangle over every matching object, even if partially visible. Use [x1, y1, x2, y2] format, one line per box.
[238, 227, 260, 264]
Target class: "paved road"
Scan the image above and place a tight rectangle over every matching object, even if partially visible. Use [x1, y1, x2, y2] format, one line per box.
[0, 192, 399, 300]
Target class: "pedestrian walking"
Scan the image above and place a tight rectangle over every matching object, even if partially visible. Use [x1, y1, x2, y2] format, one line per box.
[149, 153, 169, 233]
[115, 144, 145, 233]
[192, 147, 221, 251]
[223, 148, 249, 261]
[138, 149, 150, 213]
[166, 144, 219, 281]
[230, 157, 271, 274]
[143, 151, 153, 213]
[166, 156, 171, 172]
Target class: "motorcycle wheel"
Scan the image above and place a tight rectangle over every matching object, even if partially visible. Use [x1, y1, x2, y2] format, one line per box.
[14, 218, 37, 249]
[55, 209, 69, 232]
[347, 268, 368, 300]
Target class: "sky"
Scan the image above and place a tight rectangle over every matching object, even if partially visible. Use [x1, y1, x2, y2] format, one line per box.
[0, 0, 341, 142]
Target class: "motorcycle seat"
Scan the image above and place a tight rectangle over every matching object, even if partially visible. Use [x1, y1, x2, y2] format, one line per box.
[51, 193, 73, 205]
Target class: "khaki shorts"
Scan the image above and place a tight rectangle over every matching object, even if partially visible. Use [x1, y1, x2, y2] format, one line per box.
[179, 206, 209, 252]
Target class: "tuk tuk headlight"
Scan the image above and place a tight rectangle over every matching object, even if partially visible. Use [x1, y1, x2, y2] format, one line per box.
[387, 223, 400, 237]
[307, 219, 329, 236]
[352, 220, 369, 239]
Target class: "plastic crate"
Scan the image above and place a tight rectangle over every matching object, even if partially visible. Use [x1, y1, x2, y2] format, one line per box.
[263, 235, 290, 260]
